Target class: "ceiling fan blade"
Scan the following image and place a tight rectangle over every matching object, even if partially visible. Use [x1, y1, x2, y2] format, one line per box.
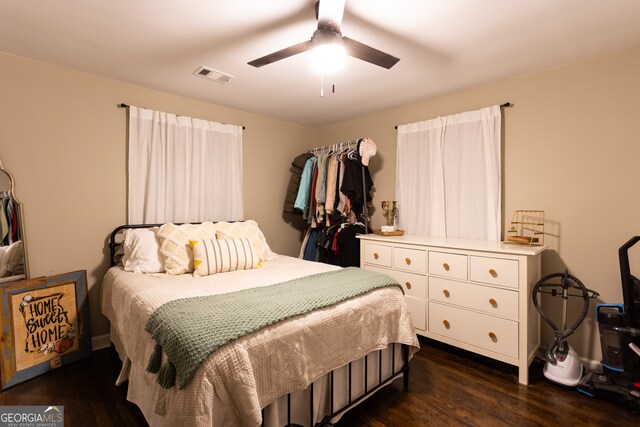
[317, 0, 345, 33]
[342, 36, 400, 69]
[248, 40, 312, 68]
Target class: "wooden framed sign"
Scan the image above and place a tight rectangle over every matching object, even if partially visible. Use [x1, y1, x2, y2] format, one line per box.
[0, 270, 91, 389]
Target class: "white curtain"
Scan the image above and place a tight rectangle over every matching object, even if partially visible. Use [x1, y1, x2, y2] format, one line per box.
[396, 105, 501, 241]
[128, 106, 243, 224]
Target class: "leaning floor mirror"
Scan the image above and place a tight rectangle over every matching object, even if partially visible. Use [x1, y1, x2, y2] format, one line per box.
[0, 160, 28, 283]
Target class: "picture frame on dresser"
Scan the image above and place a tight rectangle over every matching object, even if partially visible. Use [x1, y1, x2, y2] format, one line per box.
[0, 270, 91, 389]
[359, 234, 546, 385]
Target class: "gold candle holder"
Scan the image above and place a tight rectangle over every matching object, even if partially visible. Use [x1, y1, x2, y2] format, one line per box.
[381, 201, 398, 229]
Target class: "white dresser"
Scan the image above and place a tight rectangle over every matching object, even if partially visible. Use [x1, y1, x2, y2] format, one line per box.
[359, 234, 545, 385]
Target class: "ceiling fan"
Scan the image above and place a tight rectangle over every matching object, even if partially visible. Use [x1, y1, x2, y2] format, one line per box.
[248, 0, 400, 70]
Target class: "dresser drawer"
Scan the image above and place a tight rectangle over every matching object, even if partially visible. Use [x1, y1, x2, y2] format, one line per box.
[406, 295, 426, 331]
[364, 265, 426, 299]
[428, 277, 519, 320]
[393, 247, 427, 274]
[428, 251, 468, 280]
[428, 302, 518, 359]
[363, 243, 392, 267]
[384, 269, 427, 299]
[470, 256, 519, 289]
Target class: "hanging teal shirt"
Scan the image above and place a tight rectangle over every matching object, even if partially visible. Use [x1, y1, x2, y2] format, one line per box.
[294, 156, 316, 212]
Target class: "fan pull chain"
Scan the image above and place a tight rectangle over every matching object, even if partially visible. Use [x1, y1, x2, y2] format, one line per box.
[319, 75, 337, 97]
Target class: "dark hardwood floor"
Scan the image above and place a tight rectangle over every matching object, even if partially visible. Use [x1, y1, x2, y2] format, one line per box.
[0, 337, 635, 426]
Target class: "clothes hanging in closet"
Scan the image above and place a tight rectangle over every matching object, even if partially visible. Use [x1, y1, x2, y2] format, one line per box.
[284, 141, 374, 267]
[288, 150, 372, 223]
[315, 222, 366, 267]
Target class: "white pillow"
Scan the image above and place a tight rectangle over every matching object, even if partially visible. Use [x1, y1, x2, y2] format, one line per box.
[215, 220, 277, 262]
[157, 222, 217, 275]
[122, 228, 164, 273]
[190, 237, 260, 277]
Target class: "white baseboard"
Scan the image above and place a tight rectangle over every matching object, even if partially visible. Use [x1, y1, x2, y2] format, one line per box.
[91, 333, 111, 351]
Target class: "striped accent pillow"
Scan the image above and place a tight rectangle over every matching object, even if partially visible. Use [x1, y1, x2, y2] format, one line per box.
[190, 237, 260, 276]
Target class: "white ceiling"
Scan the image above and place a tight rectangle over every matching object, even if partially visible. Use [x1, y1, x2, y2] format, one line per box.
[2, 1, 640, 127]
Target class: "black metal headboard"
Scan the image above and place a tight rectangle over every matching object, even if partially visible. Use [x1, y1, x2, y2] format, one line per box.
[109, 222, 211, 267]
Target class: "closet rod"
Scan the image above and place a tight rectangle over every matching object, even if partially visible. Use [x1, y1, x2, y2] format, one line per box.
[308, 139, 359, 155]
[117, 103, 246, 130]
[393, 102, 512, 130]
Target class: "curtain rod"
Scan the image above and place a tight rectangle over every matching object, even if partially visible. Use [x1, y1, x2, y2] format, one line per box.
[393, 102, 511, 130]
[118, 103, 246, 130]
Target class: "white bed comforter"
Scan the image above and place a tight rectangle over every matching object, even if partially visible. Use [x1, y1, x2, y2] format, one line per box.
[101, 256, 419, 426]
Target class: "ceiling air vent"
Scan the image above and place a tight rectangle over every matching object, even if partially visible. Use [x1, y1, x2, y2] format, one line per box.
[193, 66, 234, 84]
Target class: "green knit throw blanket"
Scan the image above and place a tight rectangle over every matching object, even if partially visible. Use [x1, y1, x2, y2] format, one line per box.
[144, 267, 402, 389]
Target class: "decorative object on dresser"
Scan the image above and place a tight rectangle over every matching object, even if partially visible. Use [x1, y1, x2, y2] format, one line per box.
[359, 234, 546, 385]
[374, 200, 404, 236]
[505, 210, 545, 246]
[380, 200, 399, 231]
[0, 270, 91, 389]
[373, 229, 405, 236]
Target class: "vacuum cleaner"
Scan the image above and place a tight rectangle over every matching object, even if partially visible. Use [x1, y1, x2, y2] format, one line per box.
[578, 236, 640, 408]
[532, 272, 599, 387]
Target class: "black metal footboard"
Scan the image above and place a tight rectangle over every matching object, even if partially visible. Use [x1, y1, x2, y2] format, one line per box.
[261, 343, 410, 427]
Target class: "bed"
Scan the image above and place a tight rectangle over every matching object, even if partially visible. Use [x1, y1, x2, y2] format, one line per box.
[101, 222, 420, 426]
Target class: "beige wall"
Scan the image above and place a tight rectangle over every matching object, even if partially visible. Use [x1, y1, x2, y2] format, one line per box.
[3, 47, 639, 361]
[0, 53, 317, 339]
[318, 47, 640, 361]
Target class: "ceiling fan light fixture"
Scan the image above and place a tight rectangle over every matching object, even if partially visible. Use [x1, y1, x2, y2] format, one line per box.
[310, 29, 346, 74]
[248, 0, 399, 71]
[310, 43, 346, 74]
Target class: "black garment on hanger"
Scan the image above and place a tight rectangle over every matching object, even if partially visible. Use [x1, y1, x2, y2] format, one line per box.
[340, 159, 373, 218]
[316, 223, 340, 264]
[335, 223, 366, 267]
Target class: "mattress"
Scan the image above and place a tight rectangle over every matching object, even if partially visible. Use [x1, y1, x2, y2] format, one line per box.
[101, 255, 419, 426]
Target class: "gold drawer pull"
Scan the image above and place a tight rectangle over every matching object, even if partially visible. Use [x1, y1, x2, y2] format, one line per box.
[405, 282, 412, 290]
[488, 332, 497, 342]
[405, 257, 411, 265]
[443, 289, 450, 298]
[373, 252, 379, 260]
[443, 320, 450, 329]
[489, 298, 497, 307]
[489, 268, 498, 278]
[443, 263, 450, 271]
